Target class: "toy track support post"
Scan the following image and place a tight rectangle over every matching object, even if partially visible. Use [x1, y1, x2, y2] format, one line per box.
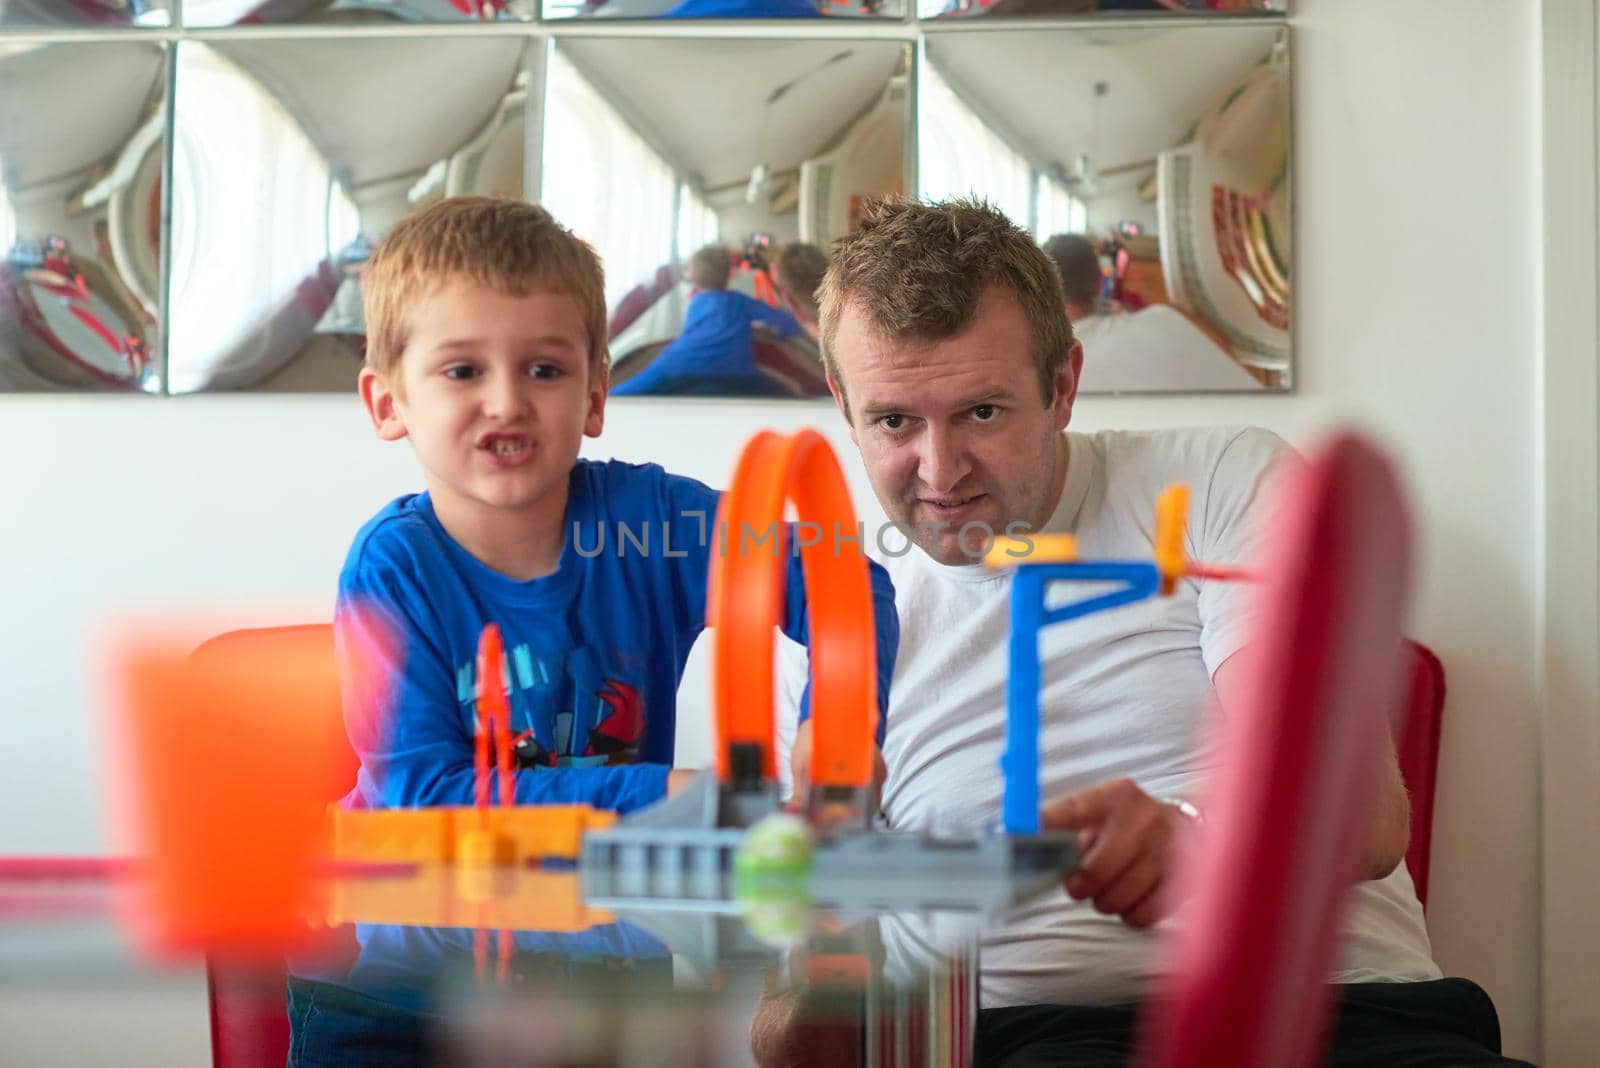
[709, 429, 879, 821]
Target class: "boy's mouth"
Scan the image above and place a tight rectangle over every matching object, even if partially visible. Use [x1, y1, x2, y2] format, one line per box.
[478, 433, 530, 459]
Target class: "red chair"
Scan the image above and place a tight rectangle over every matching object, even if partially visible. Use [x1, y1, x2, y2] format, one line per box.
[1397, 640, 1445, 910]
[192, 624, 351, 1068]
[1138, 432, 1419, 1068]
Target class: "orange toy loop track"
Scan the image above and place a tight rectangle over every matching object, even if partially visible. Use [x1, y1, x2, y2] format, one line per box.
[709, 430, 878, 791]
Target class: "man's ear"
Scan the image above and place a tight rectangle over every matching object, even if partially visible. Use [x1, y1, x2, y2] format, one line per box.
[1051, 340, 1084, 432]
[359, 367, 408, 442]
[585, 363, 609, 439]
[825, 369, 859, 447]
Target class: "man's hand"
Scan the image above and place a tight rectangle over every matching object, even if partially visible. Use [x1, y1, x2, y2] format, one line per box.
[1041, 778, 1188, 929]
[667, 768, 700, 795]
[789, 719, 888, 826]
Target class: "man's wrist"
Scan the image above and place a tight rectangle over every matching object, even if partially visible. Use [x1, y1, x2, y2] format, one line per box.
[1160, 797, 1204, 826]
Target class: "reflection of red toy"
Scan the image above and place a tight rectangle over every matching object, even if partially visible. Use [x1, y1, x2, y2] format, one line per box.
[5, 236, 150, 387]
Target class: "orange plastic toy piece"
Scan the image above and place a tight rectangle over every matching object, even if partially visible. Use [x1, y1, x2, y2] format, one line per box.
[326, 804, 616, 865]
[709, 429, 878, 792]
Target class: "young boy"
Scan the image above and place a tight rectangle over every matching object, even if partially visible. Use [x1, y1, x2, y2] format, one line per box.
[338, 197, 896, 817]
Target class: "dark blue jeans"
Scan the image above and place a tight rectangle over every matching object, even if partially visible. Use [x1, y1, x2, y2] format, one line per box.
[976, 978, 1533, 1067]
[286, 976, 431, 1068]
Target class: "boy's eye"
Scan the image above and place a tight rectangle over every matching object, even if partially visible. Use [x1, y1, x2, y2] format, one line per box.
[443, 365, 478, 381]
[530, 363, 563, 380]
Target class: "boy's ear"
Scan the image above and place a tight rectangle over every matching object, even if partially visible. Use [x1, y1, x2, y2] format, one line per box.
[584, 363, 609, 439]
[359, 367, 408, 442]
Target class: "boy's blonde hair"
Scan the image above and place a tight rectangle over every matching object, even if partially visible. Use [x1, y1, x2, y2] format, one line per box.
[817, 196, 1074, 412]
[361, 196, 608, 384]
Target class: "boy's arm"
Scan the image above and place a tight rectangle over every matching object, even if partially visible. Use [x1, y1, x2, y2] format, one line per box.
[783, 551, 897, 749]
[741, 292, 804, 341]
[654, 469, 898, 748]
[336, 574, 671, 816]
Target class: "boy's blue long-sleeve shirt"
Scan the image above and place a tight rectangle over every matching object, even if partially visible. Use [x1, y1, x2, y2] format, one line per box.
[337, 459, 897, 816]
[610, 290, 803, 396]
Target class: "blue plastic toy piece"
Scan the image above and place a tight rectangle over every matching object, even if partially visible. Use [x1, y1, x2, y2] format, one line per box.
[1001, 561, 1162, 834]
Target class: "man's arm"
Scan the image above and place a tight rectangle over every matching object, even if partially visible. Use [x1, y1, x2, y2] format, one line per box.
[1212, 647, 1412, 881]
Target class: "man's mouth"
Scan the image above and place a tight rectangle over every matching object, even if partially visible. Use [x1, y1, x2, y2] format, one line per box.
[917, 494, 986, 515]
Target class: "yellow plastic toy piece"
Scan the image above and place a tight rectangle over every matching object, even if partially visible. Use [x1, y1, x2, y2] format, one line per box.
[327, 804, 617, 866]
[983, 533, 1078, 568]
[1153, 484, 1190, 595]
[320, 865, 612, 932]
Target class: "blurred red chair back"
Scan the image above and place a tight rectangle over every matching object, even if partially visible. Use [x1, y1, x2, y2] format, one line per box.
[1397, 639, 1445, 909]
[192, 624, 349, 1068]
[1139, 433, 1417, 1068]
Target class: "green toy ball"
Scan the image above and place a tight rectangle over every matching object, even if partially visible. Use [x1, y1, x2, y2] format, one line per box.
[735, 812, 815, 878]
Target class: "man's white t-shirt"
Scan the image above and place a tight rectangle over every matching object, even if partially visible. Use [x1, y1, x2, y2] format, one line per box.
[1074, 306, 1264, 393]
[778, 426, 1440, 1008]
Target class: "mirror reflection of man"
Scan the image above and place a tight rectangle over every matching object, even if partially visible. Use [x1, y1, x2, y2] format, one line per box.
[1042, 232, 1262, 392]
[783, 197, 1527, 1066]
[771, 242, 829, 343]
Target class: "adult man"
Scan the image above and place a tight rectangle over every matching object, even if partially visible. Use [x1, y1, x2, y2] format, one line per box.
[782, 197, 1522, 1065]
[1042, 232, 1262, 392]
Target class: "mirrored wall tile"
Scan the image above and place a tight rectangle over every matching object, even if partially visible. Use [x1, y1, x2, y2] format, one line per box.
[167, 37, 529, 393]
[922, 24, 1290, 391]
[544, 0, 901, 21]
[0, 0, 170, 28]
[181, 0, 531, 29]
[0, 42, 166, 393]
[919, 0, 1281, 19]
[545, 36, 909, 400]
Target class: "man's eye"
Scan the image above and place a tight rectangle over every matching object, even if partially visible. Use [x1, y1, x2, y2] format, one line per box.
[972, 404, 998, 422]
[880, 414, 906, 431]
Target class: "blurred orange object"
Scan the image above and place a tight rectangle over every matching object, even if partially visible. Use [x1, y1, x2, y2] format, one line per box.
[106, 620, 385, 961]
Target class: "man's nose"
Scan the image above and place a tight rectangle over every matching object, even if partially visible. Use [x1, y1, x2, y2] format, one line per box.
[916, 427, 971, 497]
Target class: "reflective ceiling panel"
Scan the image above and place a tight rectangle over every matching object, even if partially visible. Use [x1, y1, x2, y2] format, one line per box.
[919, 0, 1281, 20]
[544, 36, 910, 399]
[545, 0, 900, 23]
[922, 24, 1291, 391]
[166, 37, 530, 393]
[182, 0, 532, 29]
[0, 0, 170, 28]
[0, 42, 166, 392]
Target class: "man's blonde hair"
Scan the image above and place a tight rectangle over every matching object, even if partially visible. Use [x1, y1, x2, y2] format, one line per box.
[361, 196, 608, 383]
[818, 196, 1074, 410]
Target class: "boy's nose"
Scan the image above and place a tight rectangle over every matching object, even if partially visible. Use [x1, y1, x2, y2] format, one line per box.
[483, 374, 530, 420]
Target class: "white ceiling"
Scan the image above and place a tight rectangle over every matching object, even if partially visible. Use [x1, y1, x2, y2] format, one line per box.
[205, 37, 526, 189]
[0, 43, 164, 188]
[926, 24, 1282, 184]
[556, 37, 907, 190]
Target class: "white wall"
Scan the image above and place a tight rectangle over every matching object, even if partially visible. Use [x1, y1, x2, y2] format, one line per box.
[0, 1, 1546, 1059]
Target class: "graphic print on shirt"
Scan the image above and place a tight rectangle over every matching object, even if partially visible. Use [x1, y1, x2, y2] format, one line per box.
[456, 643, 643, 769]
